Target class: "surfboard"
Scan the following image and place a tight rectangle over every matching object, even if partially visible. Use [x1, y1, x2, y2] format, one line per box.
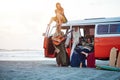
[96, 65, 120, 71]
[109, 47, 118, 67]
[116, 51, 120, 68]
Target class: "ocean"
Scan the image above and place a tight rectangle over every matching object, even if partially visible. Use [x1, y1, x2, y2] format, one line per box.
[0, 50, 55, 61]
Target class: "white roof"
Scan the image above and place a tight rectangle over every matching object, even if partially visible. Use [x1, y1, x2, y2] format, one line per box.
[62, 17, 120, 26]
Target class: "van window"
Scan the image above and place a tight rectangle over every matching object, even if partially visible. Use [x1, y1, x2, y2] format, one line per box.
[110, 24, 120, 34]
[97, 23, 120, 35]
[97, 24, 109, 34]
[80, 28, 84, 36]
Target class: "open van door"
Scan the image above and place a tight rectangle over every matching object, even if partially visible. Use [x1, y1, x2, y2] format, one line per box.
[43, 25, 71, 58]
[43, 26, 55, 58]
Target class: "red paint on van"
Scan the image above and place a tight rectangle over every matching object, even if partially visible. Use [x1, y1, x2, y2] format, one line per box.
[95, 37, 120, 59]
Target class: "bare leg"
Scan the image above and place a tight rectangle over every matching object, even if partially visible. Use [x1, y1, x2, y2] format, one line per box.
[56, 13, 63, 26]
[48, 17, 56, 26]
[81, 52, 88, 57]
[80, 62, 82, 68]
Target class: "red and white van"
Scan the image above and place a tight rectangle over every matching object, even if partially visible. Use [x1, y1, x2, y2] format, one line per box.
[43, 17, 120, 59]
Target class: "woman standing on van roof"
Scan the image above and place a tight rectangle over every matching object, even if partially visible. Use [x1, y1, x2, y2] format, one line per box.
[48, 2, 67, 27]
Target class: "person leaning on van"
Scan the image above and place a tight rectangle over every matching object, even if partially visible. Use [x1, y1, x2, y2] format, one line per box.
[52, 26, 69, 67]
[65, 26, 81, 61]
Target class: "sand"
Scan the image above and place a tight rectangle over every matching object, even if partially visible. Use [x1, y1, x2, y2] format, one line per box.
[0, 51, 120, 80]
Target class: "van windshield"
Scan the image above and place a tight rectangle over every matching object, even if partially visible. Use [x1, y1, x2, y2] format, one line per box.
[49, 27, 67, 36]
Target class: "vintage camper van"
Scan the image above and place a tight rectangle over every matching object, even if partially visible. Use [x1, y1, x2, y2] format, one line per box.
[43, 17, 120, 59]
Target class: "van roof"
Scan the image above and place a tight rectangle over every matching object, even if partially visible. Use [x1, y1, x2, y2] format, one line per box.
[62, 17, 120, 26]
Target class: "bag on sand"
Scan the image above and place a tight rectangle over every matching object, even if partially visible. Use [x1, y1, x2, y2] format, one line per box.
[87, 52, 95, 68]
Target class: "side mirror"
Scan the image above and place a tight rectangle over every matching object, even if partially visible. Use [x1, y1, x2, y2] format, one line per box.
[42, 33, 46, 36]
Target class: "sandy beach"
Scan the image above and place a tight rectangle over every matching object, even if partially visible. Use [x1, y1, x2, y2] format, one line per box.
[0, 51, 120, 80]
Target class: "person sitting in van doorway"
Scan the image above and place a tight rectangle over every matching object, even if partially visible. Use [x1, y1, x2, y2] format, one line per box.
[52, 26, 69, 67]
[48, 2, 67, 27]
[74, 37, 94, 68]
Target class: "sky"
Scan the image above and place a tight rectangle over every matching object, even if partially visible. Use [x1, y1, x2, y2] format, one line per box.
[0, 0, 120, 50]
